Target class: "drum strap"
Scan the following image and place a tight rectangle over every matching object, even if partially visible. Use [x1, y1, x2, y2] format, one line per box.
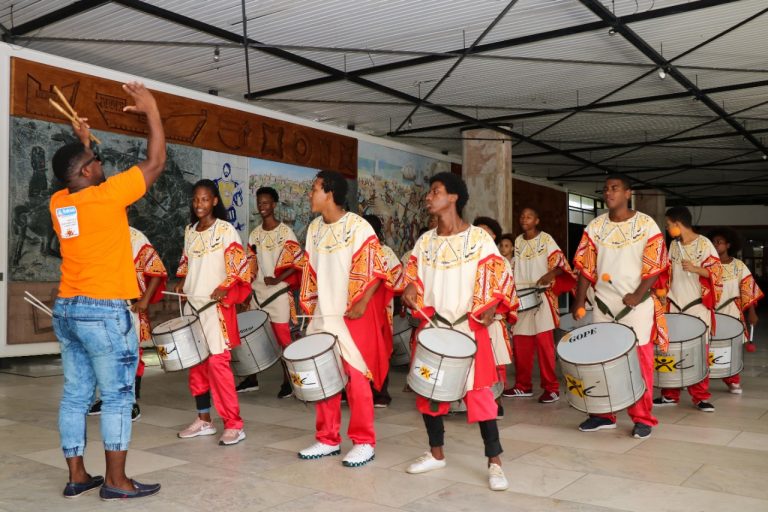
[594, 291, 651, 322]
[432, 312, 468, 328]
[669, 297, 702, 312]
[715, 297, 738, 312]
[195, 301, 219, 314]
[253, 286, 290, 309]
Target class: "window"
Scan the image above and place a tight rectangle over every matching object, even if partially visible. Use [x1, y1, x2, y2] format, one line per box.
[568, 193, 602, 226]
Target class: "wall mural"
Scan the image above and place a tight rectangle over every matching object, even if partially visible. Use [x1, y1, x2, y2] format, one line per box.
[9, 116, 202, 282]
[202, 150, 248, 238]
[357, 141, 451, 257]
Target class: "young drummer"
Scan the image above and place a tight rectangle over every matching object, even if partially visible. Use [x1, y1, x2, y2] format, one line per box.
[175, 180, 253, 446]
[499, 233, 515, 267]
[363, 214, 402, 408]
[709, 228, 763, 394]
[507, 207, 576, 403]
[237, 186, 304, 397]
[655, 207, 722, 411]
[89, 224, 167, 421]
[572, 175, 669, 439]
[402, 172, 516, 491]
[297, 171, 392, 467]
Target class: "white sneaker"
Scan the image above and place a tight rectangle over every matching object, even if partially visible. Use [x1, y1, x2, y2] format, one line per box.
[218, 428, 246, 446]
[342, 443, 375, 467]
[727, 383, 743, 394]
[178, 418, 217, 439]
[488, 463, 509, 491]
[298, 442, 340, 460]
[406, 452, 447, 474]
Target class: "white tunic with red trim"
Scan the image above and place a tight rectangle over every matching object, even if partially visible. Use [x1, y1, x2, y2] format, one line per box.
[718, 258, 763, 331]
[300, 212, 385, 378]
[669, 235, 722, 331]
[513, 231, 574, 336]
[129, 227, 167, 343]
[574, 212, 669, 349]
[248, 222, 302, 324]
[177, 219, 251, 354]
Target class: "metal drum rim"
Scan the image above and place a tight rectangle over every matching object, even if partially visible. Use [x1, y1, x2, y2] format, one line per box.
[557, 321, 638, 364]
[417, 327, 477, 359]
[282, 332, 338, 362]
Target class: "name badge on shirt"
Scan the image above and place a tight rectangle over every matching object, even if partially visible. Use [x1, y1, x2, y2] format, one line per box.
[55, 206, 80, 239]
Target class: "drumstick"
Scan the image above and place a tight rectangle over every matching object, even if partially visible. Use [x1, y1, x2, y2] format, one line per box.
[162, 291, 212, 300]
[24, 297, 53, 317]
[295, 314, 344, 319]
[601, 273, 623, 296]
[24, 291, 53, 315]
[48, 98, 102, 145]
[414, 307, 439, 329]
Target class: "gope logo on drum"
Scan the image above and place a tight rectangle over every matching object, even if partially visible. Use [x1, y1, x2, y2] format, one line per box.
[565, 328, 597, 343]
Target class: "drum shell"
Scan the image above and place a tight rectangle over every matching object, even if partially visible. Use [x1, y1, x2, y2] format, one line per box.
[230, 311, 281, 376]
[407, 328, 476, 403]
[708, 314, 744, 379]
[152, 316, 210, 372]
[518, 288, 543, 312]
[391, 315, 413, 367]
[654, 314, 708, 388]
[282, 334, 347, 402]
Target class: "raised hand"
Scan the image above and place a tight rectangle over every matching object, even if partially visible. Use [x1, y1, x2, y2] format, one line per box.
[122, 82, 159, 116]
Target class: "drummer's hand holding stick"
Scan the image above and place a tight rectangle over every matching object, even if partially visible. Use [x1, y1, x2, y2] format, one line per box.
[402, 283, 437, 329]
[621, 274, 658, 308]
[681, 260, 708, 278]
[536, 267, 562, 288]
[211, 287, 228, 303]
[131, 275, 163, 313]
[571, 274, 590, 321]
[173, 279, 186, 301]
[345, 280, 380, 320]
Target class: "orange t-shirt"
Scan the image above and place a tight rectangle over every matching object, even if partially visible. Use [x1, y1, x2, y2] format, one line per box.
[50, 166, 147, 299]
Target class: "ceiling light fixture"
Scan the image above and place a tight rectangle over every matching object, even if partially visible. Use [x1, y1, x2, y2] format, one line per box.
[608, 27, 617, 36]
[658, 67, 667, 79]
[213, 46, 220, 62]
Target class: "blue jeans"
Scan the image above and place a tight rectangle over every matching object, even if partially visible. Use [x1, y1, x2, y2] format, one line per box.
[53, 297, 138, 456]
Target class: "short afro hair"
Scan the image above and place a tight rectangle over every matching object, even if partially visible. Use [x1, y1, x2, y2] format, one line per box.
[363, 214, 383, 239]
[316, 170, 348, 206]
[708, 227, 741, 256]
[429, 172, 469, 216]
[256, 186, 279, 202]
[52, 142, 88, 184]
[500, 233, 515, 245]
[474, 216, 502, 242]
[605, 173, 632, 190]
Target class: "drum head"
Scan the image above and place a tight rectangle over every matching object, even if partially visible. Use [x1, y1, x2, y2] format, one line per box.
[418, 328, 476, 358]
[557, 322, 636, 364]
[713, 313, 743, 340]
[237, 310, 269, 337]
[559, 310, 593, 331]
[665, 313, 706, 342]
[283, 333, 336, 360]
[153, 316, 196, 335]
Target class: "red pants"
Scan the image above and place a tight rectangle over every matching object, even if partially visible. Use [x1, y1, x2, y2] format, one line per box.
[661, 344, 712, 403]
[315, 360, 375, 446]
[273, 322, 292, 349]
[417, 387, 497, 423]
[189, 351, 243, 429]
[512, 331, 559, 393]
[136, 347, 145, 378]
[595, 342, 658, 426]
[723, 374, 740, 385]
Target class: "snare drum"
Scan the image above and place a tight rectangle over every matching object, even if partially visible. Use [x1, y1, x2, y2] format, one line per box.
[709, 313, 744, 379]
[282, 333, 347, 402]
[557, 322, 644, 414]
[518, 288, 543, 312]
[152, 315, 210, 372]
[391, 315, 413, 367]
[408, 328, 476, 402]
[230, 310, 281, 376]
[654, 313, 708, 388]
[557, 309, 594, 336]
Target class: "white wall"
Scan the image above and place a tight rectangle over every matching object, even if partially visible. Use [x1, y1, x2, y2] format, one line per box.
[690, 205, 768, 226]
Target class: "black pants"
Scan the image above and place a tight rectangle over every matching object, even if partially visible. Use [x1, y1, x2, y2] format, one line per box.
[422, 414, 503, 458]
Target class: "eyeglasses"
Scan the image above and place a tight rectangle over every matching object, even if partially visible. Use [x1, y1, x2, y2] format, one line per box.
[79, 153, 102, 172]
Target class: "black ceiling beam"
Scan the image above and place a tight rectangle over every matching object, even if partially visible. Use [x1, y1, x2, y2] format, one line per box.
[111, 0, 622, 178]
[667, 194, 768, 207]
[391, 78, 768, 136]
[243, 0, 739, 99]
[5, 0, 110, 38]
[579, 0, 768, 159]
[393, 0, 519, 133]
[517, 128, 768, 158]
[555, 158, 768, 180]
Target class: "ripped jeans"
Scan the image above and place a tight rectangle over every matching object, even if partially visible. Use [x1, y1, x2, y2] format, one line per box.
[53, 297, 138, 457]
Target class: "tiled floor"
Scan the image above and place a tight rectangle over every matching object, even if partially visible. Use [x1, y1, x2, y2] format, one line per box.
[1, 329, 767, 512]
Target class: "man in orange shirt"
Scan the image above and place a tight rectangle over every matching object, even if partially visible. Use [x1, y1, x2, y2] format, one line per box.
[50, 82, 166, 501]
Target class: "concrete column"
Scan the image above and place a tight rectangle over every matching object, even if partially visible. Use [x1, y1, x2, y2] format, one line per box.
[633, 189, 666, 230]
[461, 128, 513, 232]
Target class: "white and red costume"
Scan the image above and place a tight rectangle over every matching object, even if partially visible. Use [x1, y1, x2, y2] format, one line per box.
[300, 212, 392, 447]
[176, 219, 253, 430]
[574, 212, 669, 426]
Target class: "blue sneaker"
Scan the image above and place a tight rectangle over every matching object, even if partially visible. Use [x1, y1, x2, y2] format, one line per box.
[99, 479, 160, 501]
[62, 475, 104, 498]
